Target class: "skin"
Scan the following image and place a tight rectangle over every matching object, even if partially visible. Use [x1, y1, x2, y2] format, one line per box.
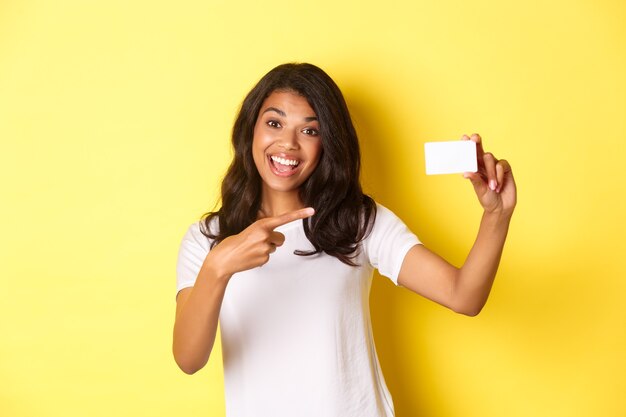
[251, 90, 323, 217]
[172, 90, 517, 374]
[397, 133, 516, 316]
[172, 91, 321, 374]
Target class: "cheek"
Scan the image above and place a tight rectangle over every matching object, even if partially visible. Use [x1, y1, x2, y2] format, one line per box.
[252, 126, 273, 151]
[251, 131, 266, 169]
[309, 141, 323, 164]
[252, 127, 267, 155]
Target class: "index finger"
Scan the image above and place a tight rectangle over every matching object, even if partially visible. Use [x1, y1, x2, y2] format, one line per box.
[462, 133, 485, 158]
[261, 207, 315, 230]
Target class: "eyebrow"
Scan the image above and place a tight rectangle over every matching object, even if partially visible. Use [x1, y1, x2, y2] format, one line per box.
[262, 107, 318, 122]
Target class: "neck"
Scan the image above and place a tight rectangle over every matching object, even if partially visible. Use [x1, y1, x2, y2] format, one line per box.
[259, 187, 304, 219]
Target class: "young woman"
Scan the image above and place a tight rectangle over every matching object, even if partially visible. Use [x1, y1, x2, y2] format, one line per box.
[173, 63, 516, 417]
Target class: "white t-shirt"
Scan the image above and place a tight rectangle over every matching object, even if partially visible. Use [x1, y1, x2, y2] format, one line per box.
[176, 202, 421, 417]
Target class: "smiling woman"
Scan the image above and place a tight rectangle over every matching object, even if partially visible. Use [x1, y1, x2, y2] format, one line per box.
[172, 63, 516, 417]
[200, 63, 377, 266]
[252, 91, 323, 196]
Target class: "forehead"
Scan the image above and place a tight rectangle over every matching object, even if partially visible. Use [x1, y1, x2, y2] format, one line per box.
[260, 90, 316, 115]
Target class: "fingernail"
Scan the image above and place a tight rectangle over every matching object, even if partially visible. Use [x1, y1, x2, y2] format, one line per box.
[489, 180, 497, 191]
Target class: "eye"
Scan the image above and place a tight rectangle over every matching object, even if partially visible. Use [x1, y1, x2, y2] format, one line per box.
[267, 120, 281, 128]
[302, 127, 319, 136]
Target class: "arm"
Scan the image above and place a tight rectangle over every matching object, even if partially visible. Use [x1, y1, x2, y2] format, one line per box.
[398, 133, 516, 316]
[173, 264, 229, 375]
[172, 207, 315, 374]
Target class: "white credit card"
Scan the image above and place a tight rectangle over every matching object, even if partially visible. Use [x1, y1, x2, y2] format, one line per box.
[424, 140, 477, 175]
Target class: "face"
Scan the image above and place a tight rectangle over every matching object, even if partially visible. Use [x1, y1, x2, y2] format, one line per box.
[252, 90, 323, 197]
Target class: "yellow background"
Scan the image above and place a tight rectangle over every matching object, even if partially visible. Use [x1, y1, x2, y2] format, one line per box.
[1, 0, 624, 416]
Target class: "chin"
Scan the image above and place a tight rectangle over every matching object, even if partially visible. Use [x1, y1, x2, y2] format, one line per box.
[265, 180, 304, 193]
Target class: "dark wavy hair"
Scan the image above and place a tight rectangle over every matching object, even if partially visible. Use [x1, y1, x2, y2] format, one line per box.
[200, 62, 376, 266]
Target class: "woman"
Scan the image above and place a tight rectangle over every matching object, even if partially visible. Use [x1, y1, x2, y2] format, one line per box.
[173, 63, 516, 417]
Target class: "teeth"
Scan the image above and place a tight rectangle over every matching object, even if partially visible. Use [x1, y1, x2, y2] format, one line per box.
[271, 155, 299, 166]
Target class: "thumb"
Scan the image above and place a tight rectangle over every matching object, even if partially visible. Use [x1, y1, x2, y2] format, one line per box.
[464, 171, 487, 194]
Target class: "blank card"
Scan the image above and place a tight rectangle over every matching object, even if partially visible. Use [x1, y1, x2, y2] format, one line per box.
[424, 140, 477, 175]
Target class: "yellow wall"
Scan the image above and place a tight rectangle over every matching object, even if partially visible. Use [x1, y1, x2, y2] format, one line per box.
[1, 1, 624, 416]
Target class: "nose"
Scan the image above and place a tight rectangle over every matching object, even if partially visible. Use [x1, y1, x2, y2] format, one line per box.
[277, 128, 298, 150]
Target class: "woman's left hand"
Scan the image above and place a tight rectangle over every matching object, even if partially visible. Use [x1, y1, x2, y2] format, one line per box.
[462, 133, 517, 216]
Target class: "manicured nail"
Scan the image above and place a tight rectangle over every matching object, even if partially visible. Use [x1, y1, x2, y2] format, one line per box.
[489, 180, 497, 191]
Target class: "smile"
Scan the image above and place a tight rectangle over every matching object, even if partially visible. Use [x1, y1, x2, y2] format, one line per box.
[268, 154, 301, 177]
[270, 155, 300, 167]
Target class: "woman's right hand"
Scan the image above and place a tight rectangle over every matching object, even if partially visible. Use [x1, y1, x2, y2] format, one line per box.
[173, 206, 314, 374]
[204, 207, 315, 279]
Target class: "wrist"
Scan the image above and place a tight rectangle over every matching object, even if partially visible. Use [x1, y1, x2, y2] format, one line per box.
[201, 253, 232, 284]
[482, 207, 513, 225]
[479, 201, 513, 219]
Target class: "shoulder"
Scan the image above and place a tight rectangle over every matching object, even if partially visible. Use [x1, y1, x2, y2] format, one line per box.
[198, 215, 220, 236]
[182, 216, 220, 250]
[362, 201, 421, 283]
[370, 201, 402, 228]
[363, 200, 420, 246]
[176, 216, 220, 295]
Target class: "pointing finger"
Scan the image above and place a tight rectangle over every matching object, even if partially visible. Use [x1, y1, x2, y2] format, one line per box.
[269, 231, 286, 247]
[262, 207, 315, 230]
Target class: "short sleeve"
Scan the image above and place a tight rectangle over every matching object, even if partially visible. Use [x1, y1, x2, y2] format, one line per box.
[364, 203, 422, 286]
[175, 220, 212, 298]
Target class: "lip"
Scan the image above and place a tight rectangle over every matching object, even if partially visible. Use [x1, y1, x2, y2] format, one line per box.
[267, 154, 301, 177]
